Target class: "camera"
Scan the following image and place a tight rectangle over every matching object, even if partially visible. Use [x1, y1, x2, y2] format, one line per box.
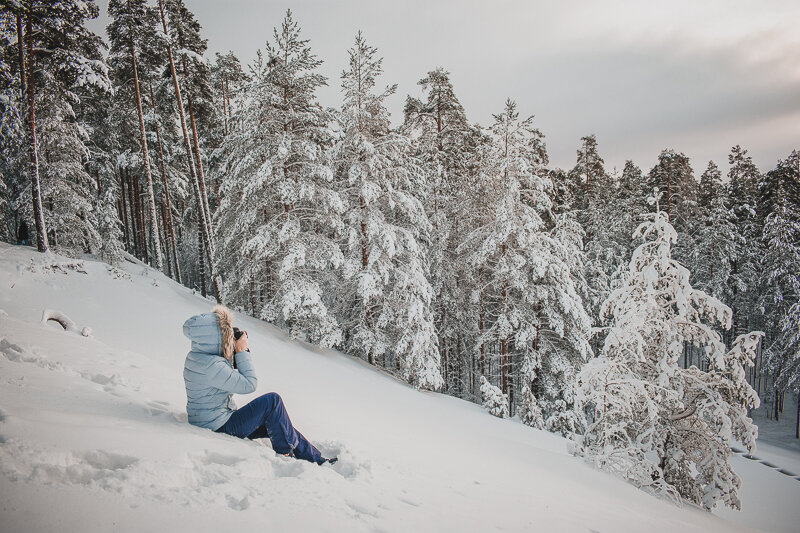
[233, 327, 247, 340]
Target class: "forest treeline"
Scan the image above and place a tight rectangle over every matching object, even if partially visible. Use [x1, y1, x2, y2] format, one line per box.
[1, 0, 799, 510]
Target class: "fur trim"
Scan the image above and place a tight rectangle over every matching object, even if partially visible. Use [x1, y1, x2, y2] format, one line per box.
[212, 305, 235, 361]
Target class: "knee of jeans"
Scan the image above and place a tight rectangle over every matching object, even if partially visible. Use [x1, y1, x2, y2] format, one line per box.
[264, 392, 282, 406]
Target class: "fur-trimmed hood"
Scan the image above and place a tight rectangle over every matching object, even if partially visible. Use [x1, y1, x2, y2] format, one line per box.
[212, 305, 235, 361]
[182, 305, 236, 361]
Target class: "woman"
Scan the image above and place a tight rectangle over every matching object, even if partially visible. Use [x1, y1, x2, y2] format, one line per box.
[182, 305, 336, 464]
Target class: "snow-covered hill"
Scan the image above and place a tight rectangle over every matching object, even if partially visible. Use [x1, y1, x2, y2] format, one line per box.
[0, 242, 797, 532]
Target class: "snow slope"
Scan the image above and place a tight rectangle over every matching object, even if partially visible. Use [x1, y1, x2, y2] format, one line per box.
[0, 242, 798, 532]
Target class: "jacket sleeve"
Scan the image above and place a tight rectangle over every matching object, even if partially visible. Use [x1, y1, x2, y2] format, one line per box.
[206, 351, 258, 394]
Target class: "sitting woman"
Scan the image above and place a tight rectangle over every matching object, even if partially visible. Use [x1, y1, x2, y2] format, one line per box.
[182, 305, 336, 465]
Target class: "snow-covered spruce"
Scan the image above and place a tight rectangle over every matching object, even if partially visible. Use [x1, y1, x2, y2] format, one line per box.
[333, 33, 441, 390]
[574, 197, 761, 511]
[402, 68, 479, 394]
[480, 376, 509, 418]
[212, 10, 343, 348]
[759, 151, 800, 403]
[460, 99, 591, 428]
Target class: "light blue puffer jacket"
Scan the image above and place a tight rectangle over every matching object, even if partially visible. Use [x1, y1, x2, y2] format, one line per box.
[182, 311, 257, 430]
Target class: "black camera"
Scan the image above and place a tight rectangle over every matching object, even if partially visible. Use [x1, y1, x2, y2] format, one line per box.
[233, 327, 247, 340]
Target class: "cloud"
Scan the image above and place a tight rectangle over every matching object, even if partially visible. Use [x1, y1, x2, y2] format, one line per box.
[87, 0, 800, 174]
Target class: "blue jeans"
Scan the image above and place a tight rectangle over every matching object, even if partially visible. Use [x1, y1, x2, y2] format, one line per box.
[215, 393, 322, 464]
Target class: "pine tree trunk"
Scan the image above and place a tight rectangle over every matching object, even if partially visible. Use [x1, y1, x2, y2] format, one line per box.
[441, 307, 448, 392]
[135, 177, 148, 263]
[225, 79, 232, 127]
[159, 202, 172, 278]
[584, 150, 590, 209]
[500, 244, 509, 396]
[666, 168, 672, 222]
[159, 0, 217, 301]
[221, 77, 229, 137]
[150, 84, 181, 282]
[136, 177, 146, 260]
[16, 12, 25, 100]
[25, 10, 47, 253]
[117, 196, 127, 249]
[187, 94, 212, 230]
[198, 216, 207, 298]
[129, 171, 139, 257]
[125, 170, 138, 256]
[359, 194, 375, 366]
[478, 291, 485, 376]
[250, 250, 257, 315]
[795, 393, 799, 439]
[129, 38, 163, 271]
[117, 169, 129, 249]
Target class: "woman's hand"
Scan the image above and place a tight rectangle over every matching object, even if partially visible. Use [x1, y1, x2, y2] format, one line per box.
[234, 331, 248, 353]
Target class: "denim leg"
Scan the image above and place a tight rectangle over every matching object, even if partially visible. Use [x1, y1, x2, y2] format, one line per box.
[261, 393, 322, 463]
[215, 394, 271, 438]
[291, 429, 323, 464]
[246, 425, 270, 440]
[216, 393, 322, 464]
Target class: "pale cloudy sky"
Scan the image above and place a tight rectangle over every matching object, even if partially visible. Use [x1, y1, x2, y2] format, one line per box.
[90, 0, 800, 175]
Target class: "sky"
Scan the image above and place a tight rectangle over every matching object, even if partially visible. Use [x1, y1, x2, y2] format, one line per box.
[89, 0, 800, 176]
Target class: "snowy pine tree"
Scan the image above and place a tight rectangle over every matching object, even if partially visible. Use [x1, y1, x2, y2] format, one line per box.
[108, 0, 164, 269]
[480, 375, 509, 418]
[759, 151, 800, 420]
[213, 11, 342, 347]
[574, 193, 761, 510]
[461, 99, 591, 422]
[334, 33, 441, 389]
[726, 146, 761, 341]
[403, 67, 477, 394]
[691, 162, 738, 311]
[2, 0, 110, 254]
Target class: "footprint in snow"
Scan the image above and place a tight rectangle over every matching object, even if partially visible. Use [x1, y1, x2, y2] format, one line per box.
[24, 448, 140, 491]
[316, 440, 371, 480]
[226, 494, 250, 511]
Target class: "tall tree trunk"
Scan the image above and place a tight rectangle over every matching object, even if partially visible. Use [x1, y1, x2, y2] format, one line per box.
[198, 215, 207, 298]
[500, 244, 508, 397]
[135, 177, 148, 263]
[129, 37, 163, 270]
[187, 93, 212, 229]
[120, 169, 131, 251]
[666, 169, 672, 222]
[478, 291, 485, 376]
[159, 201, 172, 279]
[25, 10, 47, 252]
[159, 0, 218, 301]
[125, 170, 138, 256]
[16, 12, 25, 100]
[225, 79, 232, 127]
[149, 84, 181, 282]
[127, 170, 138, 256]
[116, 170, 129, 249]
[221, 77, 229, 136]
[441, 306, 448, 392]
[359, 194, 375, 366]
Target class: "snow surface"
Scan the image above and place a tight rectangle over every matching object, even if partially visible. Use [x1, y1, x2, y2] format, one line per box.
[0, 242, 798, 532]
